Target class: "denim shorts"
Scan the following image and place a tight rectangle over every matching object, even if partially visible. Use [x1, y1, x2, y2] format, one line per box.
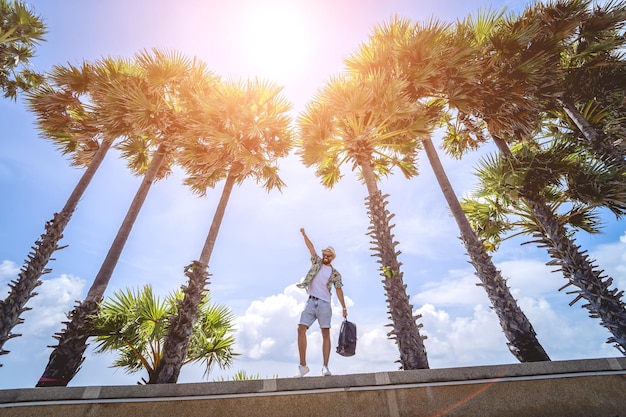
[299, 297, 332, 329]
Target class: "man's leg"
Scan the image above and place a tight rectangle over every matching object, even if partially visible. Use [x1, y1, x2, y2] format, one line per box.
[297, 300, 316, 376]
[317, 300, 332, 375]
[321, 327, 331, 366]
[298, 324, 308, 366]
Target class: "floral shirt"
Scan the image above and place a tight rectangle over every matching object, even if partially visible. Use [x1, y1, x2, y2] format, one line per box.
[297, 254, 343, 293]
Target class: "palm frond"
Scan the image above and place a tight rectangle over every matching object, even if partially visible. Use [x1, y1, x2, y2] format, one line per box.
[91, 285, 237, 381]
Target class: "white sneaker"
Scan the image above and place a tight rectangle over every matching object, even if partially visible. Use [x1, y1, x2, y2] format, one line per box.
[296, 365, 309, 377]
[322, 365, 332, 376]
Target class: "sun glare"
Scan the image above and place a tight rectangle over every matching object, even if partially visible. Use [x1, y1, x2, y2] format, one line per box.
[237, 2, 315, 83]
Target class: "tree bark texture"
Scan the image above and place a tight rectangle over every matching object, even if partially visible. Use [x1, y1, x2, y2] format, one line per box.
[156, 173, 235, 383]
[422, 137, 550, 362]
[366, 190, 429, 369]
[86, 145, 167, 302]
[155, 262, 209, 383]
[36, 144, 167, 386]
[0, 139, 112, 360]
[35, 300, 99, 387]
[524, 192, 626, 356]
[557, 97, 626, 170]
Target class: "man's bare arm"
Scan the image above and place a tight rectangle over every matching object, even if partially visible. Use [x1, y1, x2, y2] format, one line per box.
[300, 228, 316, 257]
[336, 287, 348, 318]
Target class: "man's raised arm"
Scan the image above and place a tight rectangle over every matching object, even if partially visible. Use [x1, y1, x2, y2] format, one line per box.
[300, 228, 316, 257]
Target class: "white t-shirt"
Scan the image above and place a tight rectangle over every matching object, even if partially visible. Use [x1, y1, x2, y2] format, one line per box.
[308, 264, 332, 302]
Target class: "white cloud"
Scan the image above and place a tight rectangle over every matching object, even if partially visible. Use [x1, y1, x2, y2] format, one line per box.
[4, 274, 86, 344]
[232, 285, 356, 364]
[591, 232, 626, 289]
[498, 258, 565, 296]
[412, 268, 488, 307]
[418, 303, 512, 367]
[211, 232, 626, 380]
[21, 274, 86, 336]
[0, 273, 86, 387]
[0, 259, 19, 281]
[233, 291, 300, 361]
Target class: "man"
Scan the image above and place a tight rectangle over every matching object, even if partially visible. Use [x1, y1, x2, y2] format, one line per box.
[295, 228, 348, 377]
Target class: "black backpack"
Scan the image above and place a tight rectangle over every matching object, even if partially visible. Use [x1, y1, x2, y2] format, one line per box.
[336, 319, 357, 357]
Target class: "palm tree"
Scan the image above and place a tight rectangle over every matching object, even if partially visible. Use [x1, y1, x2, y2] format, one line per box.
[462, 139, 626, 251]
[448, 0, 625, 168]
[91, 285, 237, 384]
[447, 4, 626, 354]
[36, 49, 217, 387]
[463, 139, 626, 355]
[298, 71, 432, 370]
[0, 0, 46, 100]
[345, 17, 551, 362]
[0, 58, 135, 361]
[519, 0, 626, 169]
[423, 138, 551, 361]
[155, 78, 293, 383]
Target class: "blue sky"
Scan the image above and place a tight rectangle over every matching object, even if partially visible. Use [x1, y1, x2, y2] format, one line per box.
[1, 0, 624, 388]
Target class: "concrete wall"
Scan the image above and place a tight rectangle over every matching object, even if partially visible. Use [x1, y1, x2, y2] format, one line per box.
[1, 357, 625, 417]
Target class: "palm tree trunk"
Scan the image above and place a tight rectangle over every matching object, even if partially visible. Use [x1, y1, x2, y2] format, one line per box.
[360, 161, 429, 370]
[0, 138, 113, 361]
[523, 192, 626, 355]
[36, 144, 168, 387]
[556, 97, 625, 170]
[198, 172, 236, 266]
[153, 261, 209, 384]
[155, 172, 236, 383]
[422, 137, 550, 362]
[495, 137, 626, 356]
[86, 144, 168, 302]
[557, 98, 599, 143]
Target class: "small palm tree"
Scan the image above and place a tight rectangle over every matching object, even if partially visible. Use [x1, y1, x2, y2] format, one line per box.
[0, 0, 46, 100]
[298, 71, 432, 370]
[91, 285, 237, 384]
[216, 371, 261, 381]
[155, 78, 293, 383]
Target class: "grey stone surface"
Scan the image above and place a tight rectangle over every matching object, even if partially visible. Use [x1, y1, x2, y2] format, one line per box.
[1, 357, 625, 417]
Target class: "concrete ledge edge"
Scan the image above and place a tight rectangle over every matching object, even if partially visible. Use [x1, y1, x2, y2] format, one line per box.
[1, 357, 624, 406]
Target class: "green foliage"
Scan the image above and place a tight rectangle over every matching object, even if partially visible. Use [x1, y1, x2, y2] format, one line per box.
[0, 0, 46, 100]
[91, 285, 238, 383]
[463, 135, 625, 250]
[297, 71, 435, 189]
[215, 370, 278, 381]
[178, 77, 294, 195]
[27, 58, 138, 168]
[381, 265, 397, 279]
